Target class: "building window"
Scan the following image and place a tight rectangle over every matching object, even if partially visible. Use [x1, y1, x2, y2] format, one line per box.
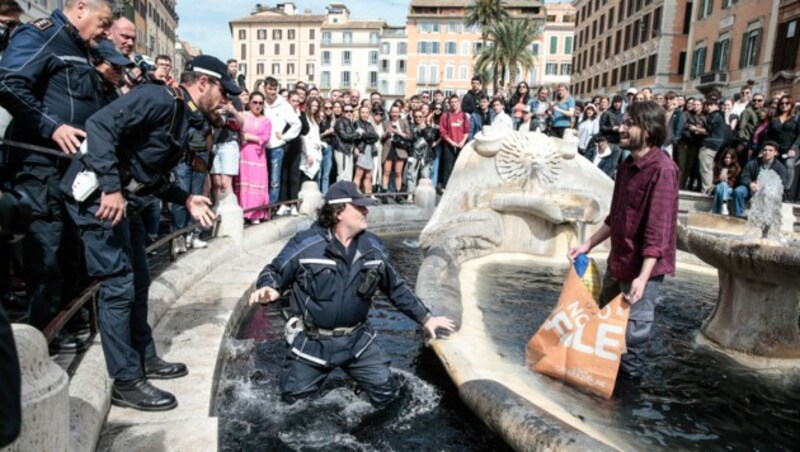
[380, 80, 389, 93]
[605, 36, 611, 58]
[652, 7, 661, 38]
[446, 41, 457, 54]
[711, 37, 730, 71]
[549, 36, 558, 54]
[642, 14, 650, 42]
[343, 32, 352, 44]
[397, 60, 406, 73]
[309, 44, 315, 55]
[257, 29, 267, 40]
[431, 42, 441, 54]
[624, 23, 631, 50]
[418, 42, 428, 54]
[290, 44, 295, 55]
[306, 63, 315, 81]
[691, 45, 707, 78]
[473, 42, 483, 55]
[273, 29, 282, 40]
[398, 43, 407, 55]
[447, 22, 462, 33]
[322, 32, 331, 44]
[396, 80, 406, 95]
[417, 64, 426, 83]
[445, 64, 454, 80]
[342, 51, 351, 65]
[380, 59, 389, 73]
[274, 43, 280, 55]
[240, 43, 246, 59]
[369, 32, 379, 44]
[341, 71, 351, 87]
[370, 51, 379, 65]
[611, 67, 618, 85]
[287, 63, 295, 75]
[560, 63, 572, 75]
[545, 61, 558, 75]
[288, 29, 295, 40]
[637, 57, 646, 79]
[369, 71, 378, 88]
[259, 43, 265, 55]
[615, 29, 622, 54]
[256, 63, 264, 75]
[647, 54, 657, 76]
[429, 64, 438, 84]
[272, 63, 280, 75]
[310, 29, 315, 40]
[632, 20, 640, 47]
[698, 0, 712, 20]
[739, 27, 761, 68]
[608, 8, 614, 28]
[531, 43, 540, 56]
[238, 29, 246, 40]
[322, 51, 331, 65]
[564, 36, 573, 54]
[321, 71, 331, 88]
[774, 20, 799, 72]
[460, 63, 468, 80]
[381, 42, 390, 54]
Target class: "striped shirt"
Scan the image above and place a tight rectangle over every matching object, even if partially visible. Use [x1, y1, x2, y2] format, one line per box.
[604, 147, 680, 282]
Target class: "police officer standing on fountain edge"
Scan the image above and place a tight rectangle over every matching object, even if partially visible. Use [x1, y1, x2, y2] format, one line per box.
[60, 55, 239, 411]
[249, 181, 455, 407]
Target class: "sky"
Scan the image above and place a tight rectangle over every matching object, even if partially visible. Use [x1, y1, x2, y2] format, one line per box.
[175, 0, 569, 60]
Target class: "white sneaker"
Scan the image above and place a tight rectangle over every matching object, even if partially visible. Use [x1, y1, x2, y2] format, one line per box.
[721, 204, 729, 216]
[172, 236, 187, 255]
[188, 234, 208, 249]
[406, 195, 414, 203]
[276, 205, 290, 216]
[290, 205, 298, 216]
[251, 219, 261, 225]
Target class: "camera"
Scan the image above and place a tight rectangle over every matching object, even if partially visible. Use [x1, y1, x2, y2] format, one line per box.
[0, 189, 32, 242]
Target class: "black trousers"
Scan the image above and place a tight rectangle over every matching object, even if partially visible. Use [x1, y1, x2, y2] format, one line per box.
[67, 198, 156, 381]
[12, 164, 82, 330]
[439, 143, 458, 189]
[279, 139, 303, 202]
[0, 304, 21, 447]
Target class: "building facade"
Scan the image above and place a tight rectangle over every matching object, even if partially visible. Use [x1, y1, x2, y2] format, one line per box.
[771, 0, 800, 99]
[537, 3, 576, 89]
[406, 0, 545, 98]
[571, 0, 690, 99]
[320, 3, 383, 96]
[230, 3, 324, 92]
[144, 0, 178, 59]
[378, 25, 408, 104]
[683, 0, 779, 98]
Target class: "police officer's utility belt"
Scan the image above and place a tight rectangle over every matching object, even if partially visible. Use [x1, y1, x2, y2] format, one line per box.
[307, 322, 364, 337]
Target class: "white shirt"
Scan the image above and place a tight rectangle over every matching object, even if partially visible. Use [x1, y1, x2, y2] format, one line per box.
[491, 111, 513, 130]
[263, 96, 301, 149]
[577, 117, 600, 149]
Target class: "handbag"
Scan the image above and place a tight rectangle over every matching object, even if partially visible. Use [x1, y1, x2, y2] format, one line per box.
[391, 133, 412, 151]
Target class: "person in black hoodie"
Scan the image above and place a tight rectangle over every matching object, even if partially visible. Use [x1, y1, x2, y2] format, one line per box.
[277, 90, 310, 216]
[599, 95, 624, 175]
[695, 99, 727, 194]
[334, 104, 359, 182]
[353, 106, 379, 196]
[460, 75, 485, 115]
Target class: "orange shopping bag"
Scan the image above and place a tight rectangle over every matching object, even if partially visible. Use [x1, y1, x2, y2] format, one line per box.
[526, 263, 630, 399]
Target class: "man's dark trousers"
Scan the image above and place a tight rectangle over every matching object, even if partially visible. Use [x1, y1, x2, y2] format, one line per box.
[67, 197, 156, 381]
[439, 143, 458, 189]
[13, 163, 82, 330]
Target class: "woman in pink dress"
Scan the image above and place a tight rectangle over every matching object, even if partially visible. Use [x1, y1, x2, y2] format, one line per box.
[235, 92, 272, 223]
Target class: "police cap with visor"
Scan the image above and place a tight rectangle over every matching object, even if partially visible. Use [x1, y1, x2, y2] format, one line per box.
[184, 55, 242, 96]
[324, 181, 376, 207]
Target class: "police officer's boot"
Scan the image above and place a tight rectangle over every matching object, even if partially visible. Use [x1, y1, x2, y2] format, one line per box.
[144, 356, 188, 379]
[111, 378, 177, 412]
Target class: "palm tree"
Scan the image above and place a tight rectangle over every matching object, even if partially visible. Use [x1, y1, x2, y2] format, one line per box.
[475, 19, 540, 93]
[464, 0, 510, 46]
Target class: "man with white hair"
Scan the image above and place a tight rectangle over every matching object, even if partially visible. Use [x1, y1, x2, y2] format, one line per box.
[0, 0, 114, 352]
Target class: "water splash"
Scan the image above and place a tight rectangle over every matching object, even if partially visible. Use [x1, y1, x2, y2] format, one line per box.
[745, 170, 784, 242]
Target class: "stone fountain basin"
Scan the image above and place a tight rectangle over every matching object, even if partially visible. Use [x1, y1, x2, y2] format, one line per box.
[488, 190, 603, 224]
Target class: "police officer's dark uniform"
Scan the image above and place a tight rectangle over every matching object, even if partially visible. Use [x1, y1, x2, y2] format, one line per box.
[0, 10, 102, 345]
[60, 55, 241, 411]
[255, 182, 432, 407]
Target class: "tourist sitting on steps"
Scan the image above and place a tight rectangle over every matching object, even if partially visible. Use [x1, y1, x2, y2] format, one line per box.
[249, 181, 454, 407]
[711, 148, 741, 216]
[731, 141, 788, 218]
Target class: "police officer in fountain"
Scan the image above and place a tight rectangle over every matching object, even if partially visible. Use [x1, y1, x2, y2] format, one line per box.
[250, 181, 455, 407]
[60, 55, 240, 411]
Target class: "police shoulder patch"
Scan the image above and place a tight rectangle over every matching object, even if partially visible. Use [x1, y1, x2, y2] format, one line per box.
[29, 18, 53, 31]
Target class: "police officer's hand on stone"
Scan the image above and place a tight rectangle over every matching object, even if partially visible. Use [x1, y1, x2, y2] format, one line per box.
[51, 124, 86, 154]
[248, 286, 280, 305]
[423, 316, 456, 340]
[96, 191, 126, 226]
[186, 195, 216, 227]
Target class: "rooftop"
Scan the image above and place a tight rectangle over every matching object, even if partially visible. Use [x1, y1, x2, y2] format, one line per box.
[323, 20, 386, 29]
[410, 0, 544, 7]
[230, 12, 325, 24]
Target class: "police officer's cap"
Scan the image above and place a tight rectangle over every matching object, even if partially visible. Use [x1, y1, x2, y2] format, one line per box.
[324, 181, 376, 207]
[185, 55, 242, 96]
[95, 40, 134, 68]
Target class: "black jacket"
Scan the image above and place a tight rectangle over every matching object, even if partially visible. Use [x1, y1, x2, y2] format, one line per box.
[460, 89, 485, 115]
[738, 159, 788, 188]
[767, 116, 800, 152]
[0, 9, 103, 166]
[335, 117, 358, 155]
[701, 110, 727, 151]
[600, 107, 623, 144]
[355, 119, 379, 157]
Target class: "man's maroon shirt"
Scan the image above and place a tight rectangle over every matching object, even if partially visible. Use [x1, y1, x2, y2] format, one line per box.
[604, 146, 680, 282]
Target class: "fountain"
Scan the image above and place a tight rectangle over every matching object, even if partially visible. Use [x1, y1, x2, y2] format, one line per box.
[682, 170, 800, 364]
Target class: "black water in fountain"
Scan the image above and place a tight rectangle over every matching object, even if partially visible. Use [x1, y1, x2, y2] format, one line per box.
[216, 231, 800, 451]
[216, 231, 511, 451]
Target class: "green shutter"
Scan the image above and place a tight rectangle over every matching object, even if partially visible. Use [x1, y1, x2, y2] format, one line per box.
[711, 41, 721, 70]
[739, 31, 748, 69]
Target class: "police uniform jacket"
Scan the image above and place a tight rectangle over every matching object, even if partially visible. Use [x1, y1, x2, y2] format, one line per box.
[60, 81, 196, 205]
[256, 223, 431, 366]
[0, 10, 103, 166]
